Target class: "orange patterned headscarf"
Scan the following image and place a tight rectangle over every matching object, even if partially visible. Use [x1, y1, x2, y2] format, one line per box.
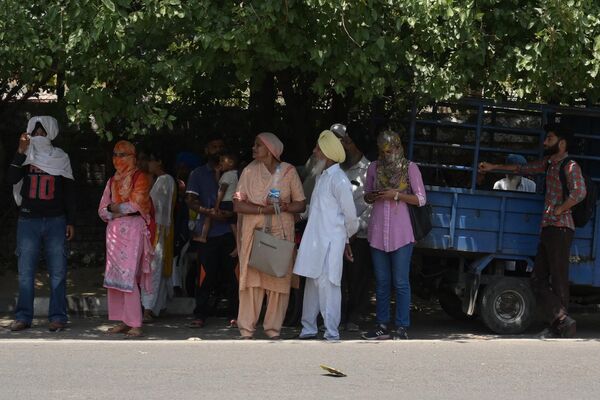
[111, 140, 152, 216]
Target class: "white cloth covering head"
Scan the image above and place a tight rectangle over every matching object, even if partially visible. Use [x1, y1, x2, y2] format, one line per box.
[27, 115, 59, 140]
[13, 116, 73, 205]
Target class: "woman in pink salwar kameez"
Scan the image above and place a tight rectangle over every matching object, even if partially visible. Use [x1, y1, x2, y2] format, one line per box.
[98, 141, 154, 337]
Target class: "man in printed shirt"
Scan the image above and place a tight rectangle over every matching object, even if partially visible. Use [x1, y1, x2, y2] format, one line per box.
[479, 123, 586, 338]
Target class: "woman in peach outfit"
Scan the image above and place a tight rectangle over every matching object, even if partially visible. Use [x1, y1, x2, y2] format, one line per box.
[233, 133, 306, 339]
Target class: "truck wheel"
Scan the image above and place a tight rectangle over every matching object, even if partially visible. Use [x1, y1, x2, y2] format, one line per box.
[480, 278, 535, 334]
[438, 289, 475, 321]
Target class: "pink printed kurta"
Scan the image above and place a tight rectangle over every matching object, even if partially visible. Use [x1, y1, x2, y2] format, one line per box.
[99, 181, 153, 327]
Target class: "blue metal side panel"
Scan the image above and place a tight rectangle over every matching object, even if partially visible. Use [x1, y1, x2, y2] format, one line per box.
[503, 213, 542, 235]
[454, 209, 501, 232]
[501, 233, 540, 255]
[453, 230, 498, 253]
[457, 194, 503, 211]
[421, 186, 599, 287]
[570, 262, 595, 285]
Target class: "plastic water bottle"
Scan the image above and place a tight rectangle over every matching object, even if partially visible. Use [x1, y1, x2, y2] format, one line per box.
[268, 188, 281, 204]
[267, 165, 282, 207]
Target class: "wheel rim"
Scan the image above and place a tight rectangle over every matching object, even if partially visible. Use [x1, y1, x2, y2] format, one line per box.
[493, 290, 525, 322]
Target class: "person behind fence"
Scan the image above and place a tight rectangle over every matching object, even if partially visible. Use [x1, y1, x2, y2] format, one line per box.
[479, 123, 586, 338]
[493, 153, 536, 272]
[185, 135, 238, 329]
[233, 132, 306, 340]
[332, 123, 374, 332]
[141, 148, 176, 322]
[293, 130, 359, 341]
[199, 152, 239, 258]
[99, 140, 154, 337]
[362, 130, 427, 340]
[7, 116, 75, 332]
[171, 152, 201, 296]
[493, 154, 536, 192]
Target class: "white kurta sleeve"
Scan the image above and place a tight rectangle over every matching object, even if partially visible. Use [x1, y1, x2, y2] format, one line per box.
[333, 177, 359, 240]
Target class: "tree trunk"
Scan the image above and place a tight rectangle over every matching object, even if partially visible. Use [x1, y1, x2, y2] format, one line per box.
[277, 69, 316, 165]
[248, 72, 276, 135]
[329, 88, 354, 125]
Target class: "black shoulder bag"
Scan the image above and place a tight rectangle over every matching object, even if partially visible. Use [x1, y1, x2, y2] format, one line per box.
[407, 165, 432, 241]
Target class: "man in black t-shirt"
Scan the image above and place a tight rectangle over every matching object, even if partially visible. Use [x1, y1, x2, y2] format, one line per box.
[6, 116, 76, 332]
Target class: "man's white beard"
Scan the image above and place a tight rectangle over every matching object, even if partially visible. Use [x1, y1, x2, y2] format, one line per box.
[506, 176, 522, 190]
[309, 157, 327, 177]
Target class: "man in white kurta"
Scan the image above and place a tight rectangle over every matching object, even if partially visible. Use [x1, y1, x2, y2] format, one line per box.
[294, 130, 359, 341]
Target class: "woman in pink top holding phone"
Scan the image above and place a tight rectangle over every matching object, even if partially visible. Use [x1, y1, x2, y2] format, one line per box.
[362, 130, 427, 340]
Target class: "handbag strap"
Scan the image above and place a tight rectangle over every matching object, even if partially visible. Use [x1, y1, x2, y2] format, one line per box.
[406, 162, 413, 194]
[261, 203, 287, 241]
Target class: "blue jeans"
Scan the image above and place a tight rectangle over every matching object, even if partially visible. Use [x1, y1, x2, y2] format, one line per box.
[370, 243, 414, 328]
[15, 216, 68, 324]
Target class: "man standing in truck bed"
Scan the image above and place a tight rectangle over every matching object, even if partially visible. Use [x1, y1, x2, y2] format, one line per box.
[479, 122, 586, 338]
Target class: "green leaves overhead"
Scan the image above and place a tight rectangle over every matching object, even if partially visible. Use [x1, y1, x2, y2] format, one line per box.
[1, 0, 600, 138]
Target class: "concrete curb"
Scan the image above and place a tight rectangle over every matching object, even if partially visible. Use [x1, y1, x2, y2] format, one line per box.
[0, 296, 196, 317]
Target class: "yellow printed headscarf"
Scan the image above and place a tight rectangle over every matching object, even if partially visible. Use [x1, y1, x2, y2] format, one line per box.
[376, 130, 409, 191]
[318, 130, 346, 163]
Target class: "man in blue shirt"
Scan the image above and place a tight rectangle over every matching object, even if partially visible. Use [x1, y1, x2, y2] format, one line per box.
[185, 135, 238, 328]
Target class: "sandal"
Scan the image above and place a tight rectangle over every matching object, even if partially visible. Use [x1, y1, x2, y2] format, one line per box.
[106, 323, 131, 334]
[142, 310, 154, 323]
[125, 328, 144, 338]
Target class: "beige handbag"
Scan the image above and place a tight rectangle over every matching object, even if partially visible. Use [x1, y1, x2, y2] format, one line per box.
[248, 204, 295, 278]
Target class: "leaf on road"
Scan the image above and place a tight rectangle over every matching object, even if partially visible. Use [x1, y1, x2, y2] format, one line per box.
[320, 364, 347, 377]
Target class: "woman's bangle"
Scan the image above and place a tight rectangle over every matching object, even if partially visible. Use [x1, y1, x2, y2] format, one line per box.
[258, 206, 263, 215]
[394, 191, 400, 202]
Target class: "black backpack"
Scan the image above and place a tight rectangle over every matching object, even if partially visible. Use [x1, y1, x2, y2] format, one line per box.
[557, 158, 598, 228]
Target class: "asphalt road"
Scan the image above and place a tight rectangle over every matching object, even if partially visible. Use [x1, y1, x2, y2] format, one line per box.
[2, 307, 600, 400]
[2, 339, 600, 400]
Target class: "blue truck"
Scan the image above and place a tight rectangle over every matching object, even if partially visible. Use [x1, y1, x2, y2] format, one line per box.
[407, 100, 600, 334]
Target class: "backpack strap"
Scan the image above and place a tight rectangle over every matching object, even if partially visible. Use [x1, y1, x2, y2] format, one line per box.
[557, 157, 575, 202]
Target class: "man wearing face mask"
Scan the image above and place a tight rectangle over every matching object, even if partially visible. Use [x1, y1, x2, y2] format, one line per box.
[479, 122, 586, 338]
[492, 154, 536, 192]
[6, 116, 76, 332]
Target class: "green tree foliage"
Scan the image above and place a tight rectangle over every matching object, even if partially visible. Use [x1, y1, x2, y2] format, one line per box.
[1, 0, 599, 138]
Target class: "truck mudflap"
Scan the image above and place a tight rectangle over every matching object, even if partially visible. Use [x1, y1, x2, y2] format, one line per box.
[463, 254, 534, 316]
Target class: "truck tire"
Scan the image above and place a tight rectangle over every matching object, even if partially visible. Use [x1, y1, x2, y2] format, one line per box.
[480, 278, 535, 334]
[438, 289, 475, 321]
